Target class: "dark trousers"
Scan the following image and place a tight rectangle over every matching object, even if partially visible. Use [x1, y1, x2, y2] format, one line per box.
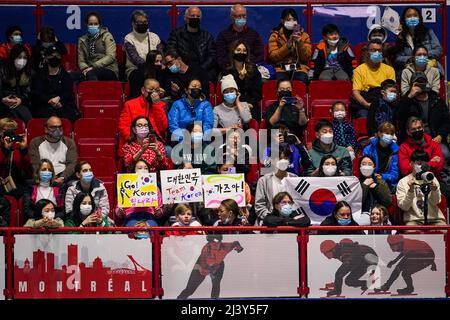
[128, 69, 145, 100]
[177, 262, 225, 299]
[85, 68, 117, 81]
[0, 104, 32, 123]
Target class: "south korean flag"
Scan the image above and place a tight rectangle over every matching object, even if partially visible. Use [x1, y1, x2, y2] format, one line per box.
[282, 177, 363, 225]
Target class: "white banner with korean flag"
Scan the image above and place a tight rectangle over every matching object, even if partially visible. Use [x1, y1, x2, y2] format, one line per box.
[203, 174, 246, 208]
[160, 169, 203, 204]
[283, 177, 363, 225]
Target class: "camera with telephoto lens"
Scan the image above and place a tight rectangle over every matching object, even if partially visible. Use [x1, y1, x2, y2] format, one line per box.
[2, 130, 23, 143]
[416, 163, 435, 183]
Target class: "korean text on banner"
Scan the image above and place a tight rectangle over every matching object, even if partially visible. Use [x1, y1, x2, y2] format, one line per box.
[160, 169, 203, 204]
[117, 173, 158, 208]
[203, 174, 246, 208]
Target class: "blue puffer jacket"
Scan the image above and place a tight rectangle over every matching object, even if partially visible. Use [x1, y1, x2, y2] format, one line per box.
[362, 137, 399, 187]
[168, 97, 214, 141]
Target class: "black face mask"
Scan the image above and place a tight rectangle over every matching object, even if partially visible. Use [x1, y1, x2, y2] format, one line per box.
[278, 90, 292, 99]
[411, 129, 424, 141]
[233, 52, 247, 62]
[190, 88, 202, 99]
[135, 23, 148, 34]
[47, 57, 61, 68]
[188, 18, 201, 29]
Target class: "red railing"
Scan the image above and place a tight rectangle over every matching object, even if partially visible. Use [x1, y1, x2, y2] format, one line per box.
[0, 0, 446, 57]
[1, 225, 449, 300]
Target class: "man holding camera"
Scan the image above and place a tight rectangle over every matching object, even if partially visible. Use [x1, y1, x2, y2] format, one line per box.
[396, 150, 446, 226]
[397, 72, 450, 159]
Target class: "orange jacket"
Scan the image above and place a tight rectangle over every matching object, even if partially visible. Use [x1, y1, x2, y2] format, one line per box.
[268, 27, 311, 73]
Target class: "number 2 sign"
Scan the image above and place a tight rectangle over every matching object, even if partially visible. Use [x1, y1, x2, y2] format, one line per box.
[422, 8, 436, 23]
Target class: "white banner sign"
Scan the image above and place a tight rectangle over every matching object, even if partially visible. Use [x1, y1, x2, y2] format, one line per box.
[283, 177, 363, 225]
[160, 169, 203, 204]
[308, 234, 445, 298]
[14, 234, 153, 299]
[203, 174, 246, 208]
[0, 237, 4, 300]
[162, 234, 299, 299]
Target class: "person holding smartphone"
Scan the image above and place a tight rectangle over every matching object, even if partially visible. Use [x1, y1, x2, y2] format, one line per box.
[265, 79, 308, 137]
[268, 8, 311, 83]
[122, 116, 169, 172]
[65, 192, 111, 231]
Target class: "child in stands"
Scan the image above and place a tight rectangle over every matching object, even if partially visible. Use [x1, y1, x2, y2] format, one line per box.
[331, 101, 358, 160]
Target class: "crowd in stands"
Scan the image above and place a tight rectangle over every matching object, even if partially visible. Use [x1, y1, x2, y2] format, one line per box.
[0, 4, 448, 234]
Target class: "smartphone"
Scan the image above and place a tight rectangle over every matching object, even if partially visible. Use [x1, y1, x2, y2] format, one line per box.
[148, 134, 156, 143]
[293, 24, 302, 33]
[227, 167, 236, 174]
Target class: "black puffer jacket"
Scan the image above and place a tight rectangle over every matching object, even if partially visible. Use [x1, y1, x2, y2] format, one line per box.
[397, 91, 450, 139]
[167, 25, 216, 75]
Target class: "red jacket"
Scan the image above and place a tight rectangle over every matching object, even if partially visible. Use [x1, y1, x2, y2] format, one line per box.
[0, 42, 32, 61]
[118, 95, 168, 152]
[398, 134, 443, 177]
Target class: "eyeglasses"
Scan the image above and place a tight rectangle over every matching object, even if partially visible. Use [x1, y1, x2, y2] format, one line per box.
[135, 123, 149, 128]
[280, 201, 293, 206]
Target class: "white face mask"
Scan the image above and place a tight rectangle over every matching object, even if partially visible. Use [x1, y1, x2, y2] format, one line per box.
[320, 133, 334, 144]
[322, 165, 337, 176]
[136, 169, 149, 174]
[360, 165, 374, 177]
[327, 38, 339, 46]
[42, 210, 55, 219]
[333, 111, 346, 120]
[80, 204, 92, 216]
[284, 21, 297, 30]
[276, 159, 290, 171]
[14, 58, 27, 70]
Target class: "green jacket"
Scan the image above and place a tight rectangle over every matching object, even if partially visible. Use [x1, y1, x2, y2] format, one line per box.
[306, 140, 352, 176]
[361, 177, 393, 211]
[65, 216, 110, 234]
[78, 27, 119, 77]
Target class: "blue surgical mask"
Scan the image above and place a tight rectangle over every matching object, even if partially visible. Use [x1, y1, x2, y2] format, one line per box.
[406, 17, 420, 28]
[39, 171, 53, 183]
[81, 172, 94, 183]
[370, 51, 383, 63]
[280, 204, 293, 217]
[41, 42, 53, 48]
[11, 35, 22, 44]
[235, 18, 247, 28]
[88, 25, 100, 35]
[169, 63, 180, 73]
[191, 132, 203, 144]
[380, 133, 394, 145]
[385, 92, 397, 103]
[337, 218, 351, 226]
[415, 55, 428, 67]
[223, 92, 237, 104]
